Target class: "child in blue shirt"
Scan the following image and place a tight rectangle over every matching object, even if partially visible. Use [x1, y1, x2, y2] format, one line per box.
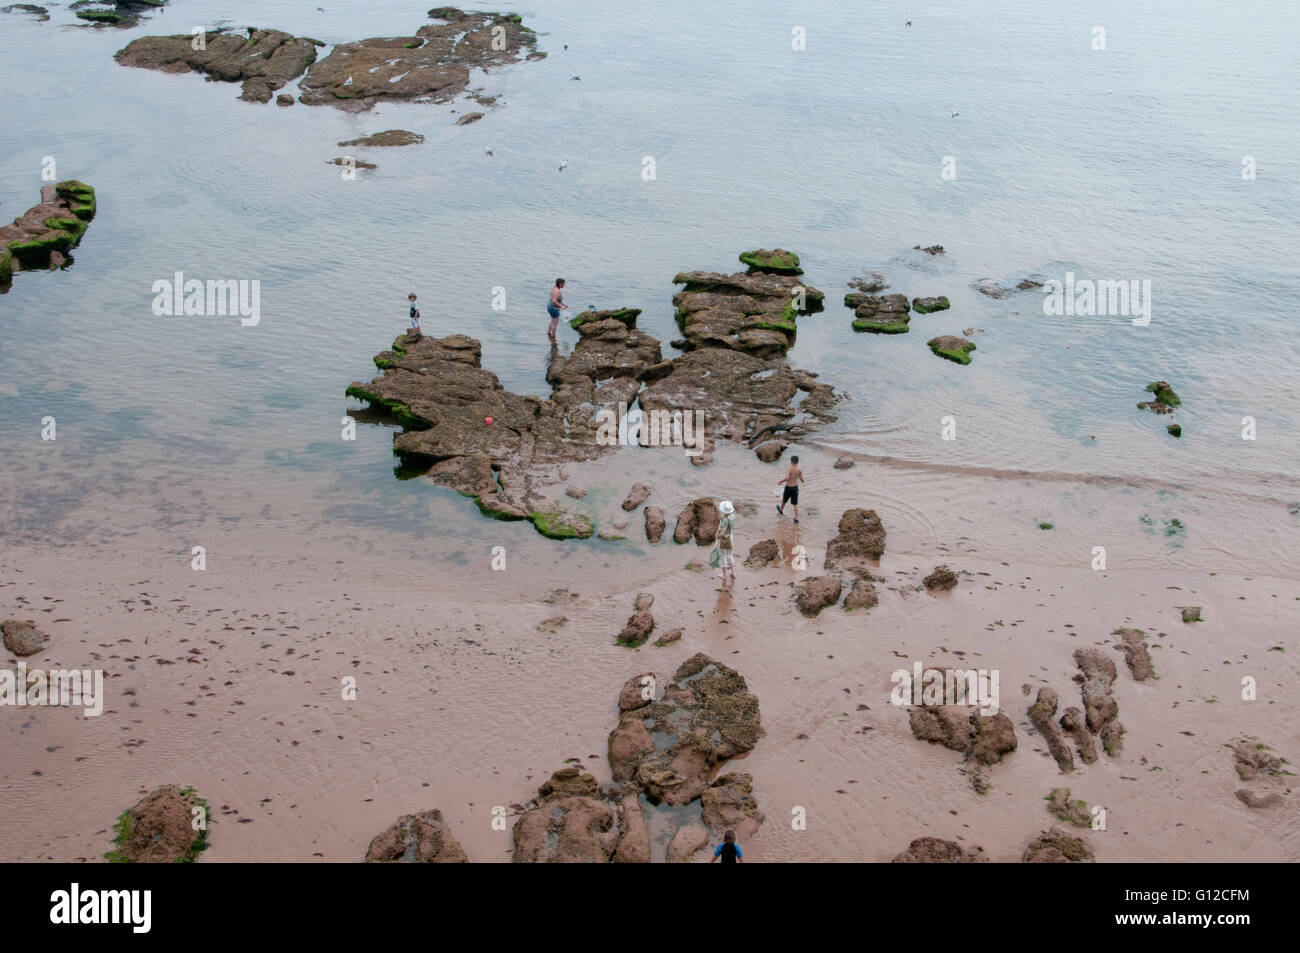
[711, 829, 743, 863]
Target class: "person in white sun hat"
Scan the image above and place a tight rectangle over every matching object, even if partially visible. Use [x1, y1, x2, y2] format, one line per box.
[716, 500, 737, 588]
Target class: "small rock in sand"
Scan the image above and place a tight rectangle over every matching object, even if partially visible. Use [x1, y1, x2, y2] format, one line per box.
[923, 565, 957, 592]
[2, 619, 45, 656]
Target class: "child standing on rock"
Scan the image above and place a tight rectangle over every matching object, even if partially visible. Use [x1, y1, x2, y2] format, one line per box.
[408, 292, 422, 339]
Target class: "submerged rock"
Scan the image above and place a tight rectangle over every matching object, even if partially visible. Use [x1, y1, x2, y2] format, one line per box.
[913, 244, 944, 255]
[338, 129, 425, 147]
[843, 574, 878, 610]
[105, 785, 209, 863]
[846, 292, 911, 334]
[115, 28, 321, 103]
[72, 0, 168, 28]
[299, 9, 539, 111]
[672, 498, 719, 545]
[365, 809, 468, 862]
[927, 335, 976, 365]
[1, 180, 97, 288]
[3, 4, 49, 20]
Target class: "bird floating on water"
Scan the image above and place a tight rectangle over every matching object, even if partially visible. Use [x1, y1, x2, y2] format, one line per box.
[906, 20, 912, 27]
[571, 75, 581, 81]
[485, 149, 493, 157]
[558, 160, 568, 171]
[951, 110, 959, 117]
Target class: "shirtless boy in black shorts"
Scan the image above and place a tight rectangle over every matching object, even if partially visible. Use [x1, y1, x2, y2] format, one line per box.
[777, 455, 804, 523]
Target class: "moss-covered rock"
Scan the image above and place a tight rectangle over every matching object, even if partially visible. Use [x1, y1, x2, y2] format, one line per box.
[847, 292, 911, 334]
[739, 247, 802, 275]
[530, 507, 593, 540]
[570, 307, 640, 331]
[927, 335, 975, 364]
[0, 249, 11, 285]
[72, 0, 168, 29]
[3, 4, 50, 21]
[912, 295, 950, 314]
[1, 181, 97, 276]
[106, 784, 210, 863]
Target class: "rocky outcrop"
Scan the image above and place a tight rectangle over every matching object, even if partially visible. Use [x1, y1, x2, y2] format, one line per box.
[1022, 827, 1095, 863]
[1028, 687, 1074, 772]
[1113, 627, 1153, 681]
[927, 335, 976, 365]
[349, 327, 648, 539]
[1074, 649, 1124, 755]
[607, 654, 763, 806]
[1, 181, 97, 287]
[1232, 738, 1288, 811]
[794, 575, 842, 617]
[912, 296, 950, 313]
[672, 498, 719, 545]
[364, 809, 468, 862]
[616, 593, 656, 648]
[115, 29, 321, 103]
[511, 768, 619, 863]
[1046, 788, 1092, 828]
[644, 506, 665, 543]
[72, 0, 168, 28]
[923, 565, 957, 592]
[639, 348, 839, 460]
[909, 705, 1017, 767]
[891, 837, 987, 863]
[299, 9, 541, 111]
[2, 619, 45, 656]
[105, 785, 209, 863]
[512, 656, 765, 862]
[1059, 707, 1097, 764]
[672, 266, 824, 357]
[825, 508, 886, 571]
[621, 483, 651, 511]
[701, 772, 764, 839]
[738, 248, 802, 275]
[847, 292, 911, 334]
[744, 539, 780, 568]
[974, 276, 1045, 299]
[653, 628, 683, 647]
[843, 574, 879, 610]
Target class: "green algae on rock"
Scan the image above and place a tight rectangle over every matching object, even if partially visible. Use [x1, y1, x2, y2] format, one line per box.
[72, 0, 168, 28]
[570, 307, 640, 331]
[911, 295, 950, 314]
[739, 247, 802, 275]
[2, 4, 49, 21]
[106, 784, 210, 863]
[338, 130, 425, 148]
[673, 261, 823, 357]
[847, 292, 911, 333]
[530, 507, 593, 540]
[115, 28, 321, 103]
[1, 180, 97, 287]
[927, 335, 975, 364]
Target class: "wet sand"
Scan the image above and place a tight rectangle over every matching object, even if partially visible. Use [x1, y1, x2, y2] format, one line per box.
[3, 443, 1297, 863]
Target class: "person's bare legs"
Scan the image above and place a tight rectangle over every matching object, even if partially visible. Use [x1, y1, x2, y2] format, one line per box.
[547, 316, 558, 339]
